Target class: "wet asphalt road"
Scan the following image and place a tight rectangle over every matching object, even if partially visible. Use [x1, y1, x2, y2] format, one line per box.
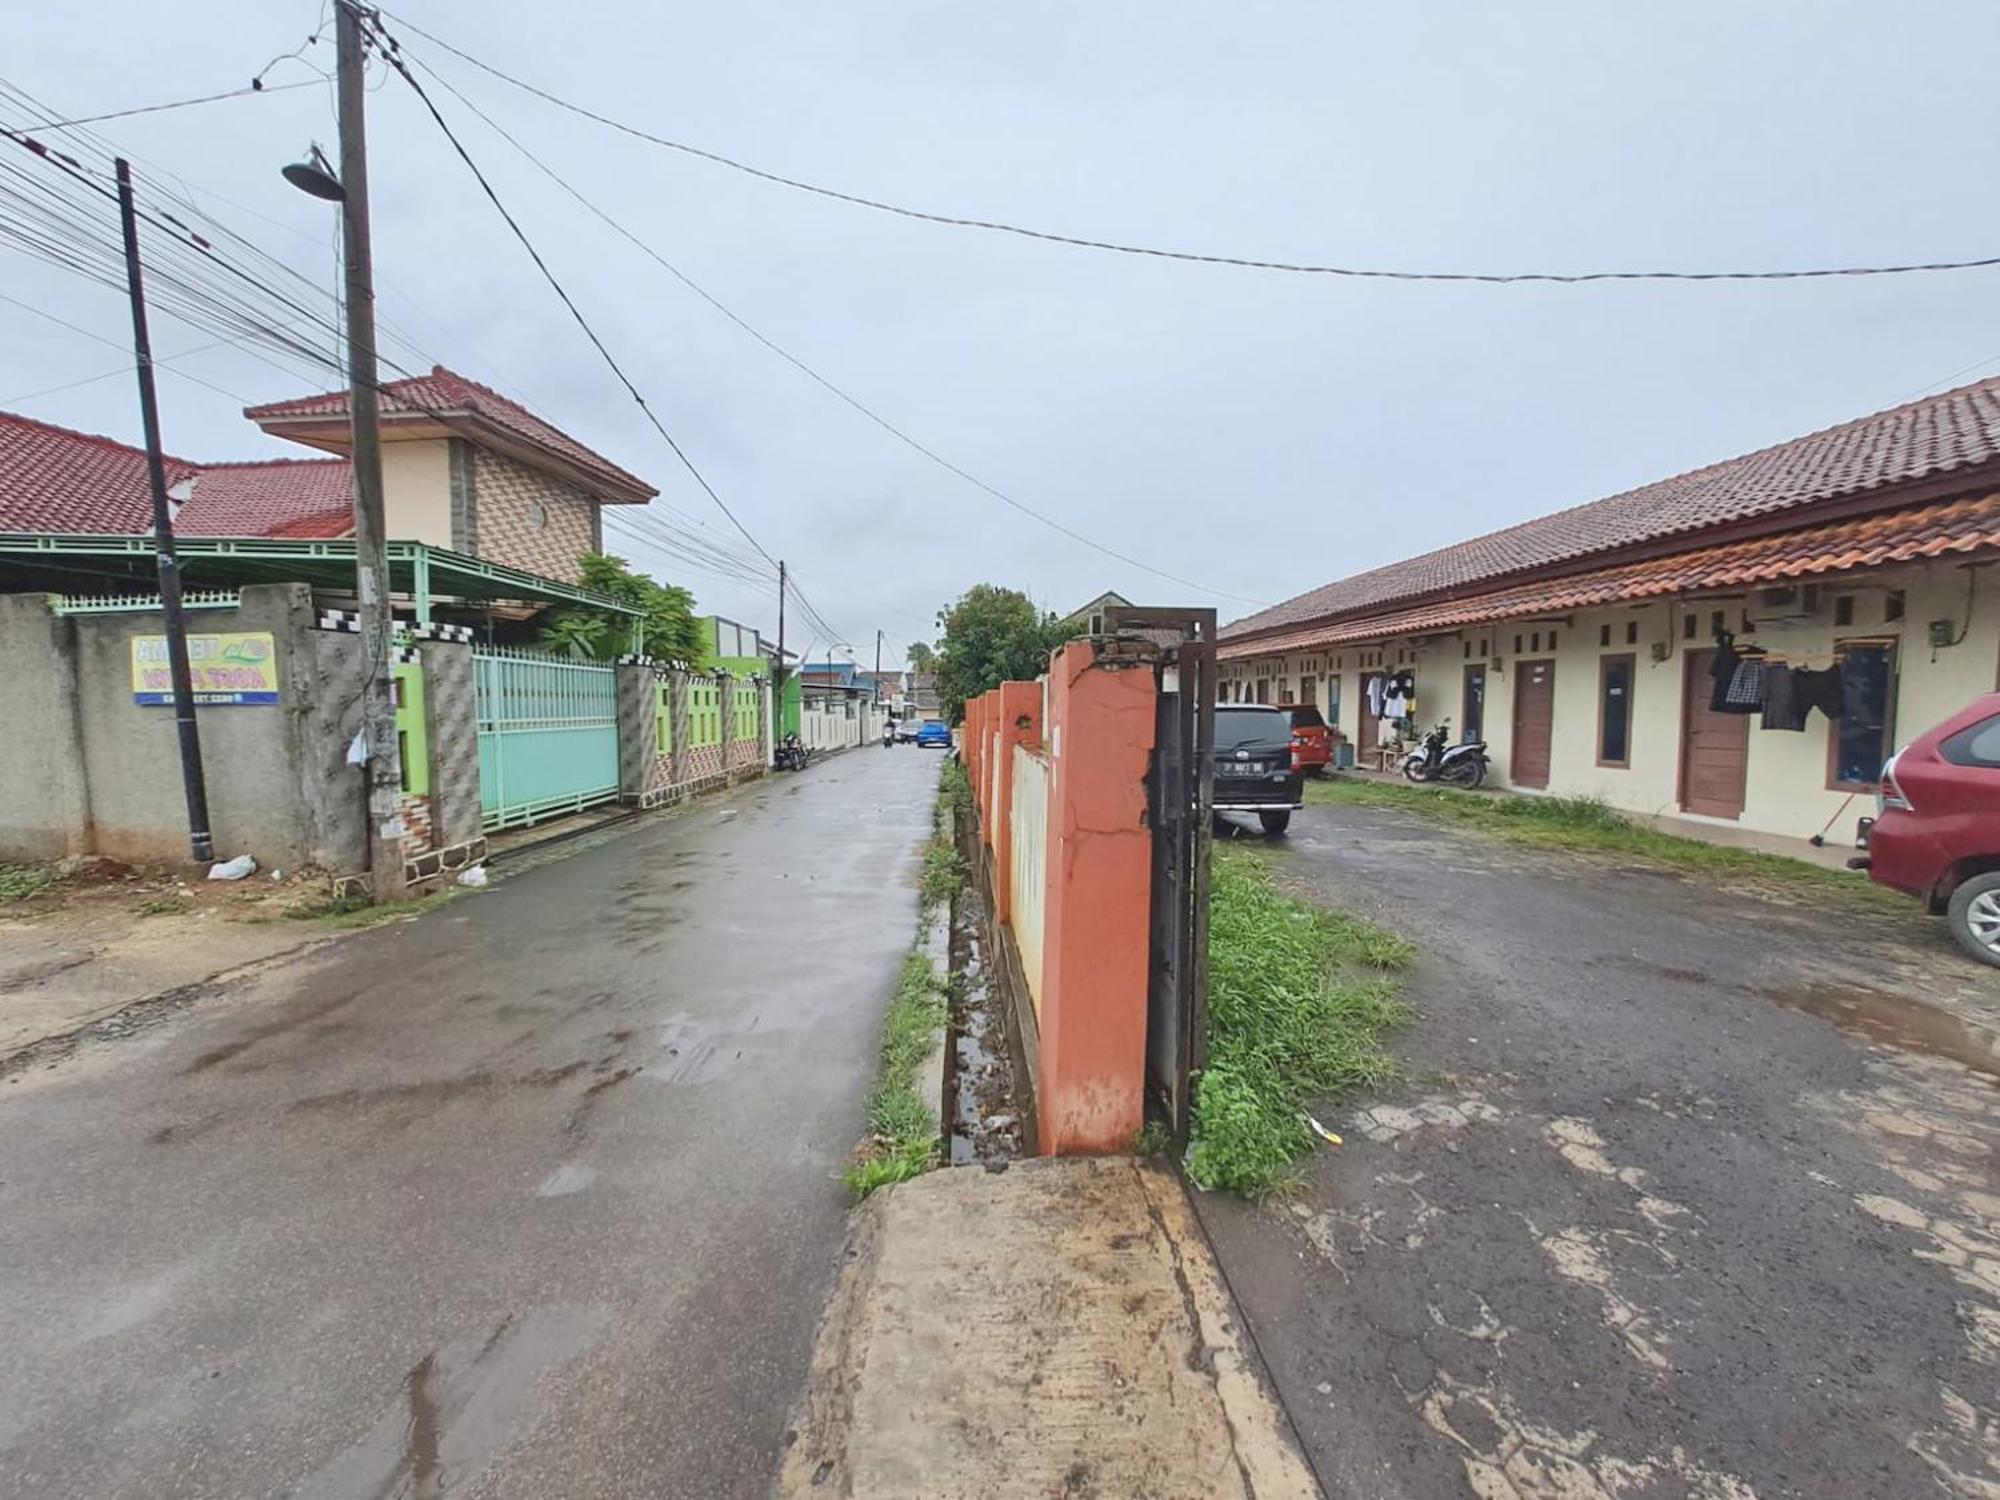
[0, 745, 940, 1499]
[1202, 800, 2000, 1500]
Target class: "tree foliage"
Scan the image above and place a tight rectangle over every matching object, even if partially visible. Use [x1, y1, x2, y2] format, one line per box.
[905, 640, 937, 673]
[932, 584, 1067, 720]
[538, 553, 705, 664]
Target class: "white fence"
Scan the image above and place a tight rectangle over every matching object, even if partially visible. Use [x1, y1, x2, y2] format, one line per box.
[1009, 743, 1050, 1018]
[799, 699, 888, 752]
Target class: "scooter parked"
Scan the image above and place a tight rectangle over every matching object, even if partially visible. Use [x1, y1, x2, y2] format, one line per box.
[1402, 720, 1489, 787]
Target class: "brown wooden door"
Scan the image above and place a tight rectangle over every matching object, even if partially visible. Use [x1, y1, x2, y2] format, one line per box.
[1680, 648, 1748, 818]
[1511, 659, 1555, 787]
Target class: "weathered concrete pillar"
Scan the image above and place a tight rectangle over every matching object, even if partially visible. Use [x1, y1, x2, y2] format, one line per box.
[1036, 641, 1156, 1157]
[419, 638, 481, 852]
[990, 679, 1043, 924]
[668, 668, 690, 788]
[615, 658, 656, 802]
[717, 671, 738, 774]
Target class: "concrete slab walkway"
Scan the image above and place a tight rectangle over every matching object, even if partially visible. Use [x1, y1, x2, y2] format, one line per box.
[779, 1157, 1322, 1500]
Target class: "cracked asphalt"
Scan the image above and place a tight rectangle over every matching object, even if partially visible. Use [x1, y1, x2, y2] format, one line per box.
[0, 746, 940, 1499]
[1200, 799, 2000, 1500]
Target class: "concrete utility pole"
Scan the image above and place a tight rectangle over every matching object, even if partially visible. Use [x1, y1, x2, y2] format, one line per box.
[115, 159, 213, 865]
[335, 0, 409, 903]
[873, 629, 883, 702]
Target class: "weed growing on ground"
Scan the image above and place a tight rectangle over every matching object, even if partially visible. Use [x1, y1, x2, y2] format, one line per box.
[1190, 845, 1409, 1196]
[1307, 778, 1905, 912]
[920, 841, 967, 910]
[844, 951, 949, 1196]
[938, 756, 972, 817]
[1131, 1120, 1175, 1158]
[0, 863, 57, 905]
[136, 896, 189, 917]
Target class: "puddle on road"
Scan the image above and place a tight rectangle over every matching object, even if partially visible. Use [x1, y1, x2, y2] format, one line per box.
[1759, 983, 2000, 1079]
[646, 1015, 736, 1085]
[294, 1304, 609, 1500]
[946, 892, 1024, 1167]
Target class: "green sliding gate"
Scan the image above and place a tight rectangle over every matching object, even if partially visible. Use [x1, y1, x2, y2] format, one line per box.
[474, 647, 620, 830]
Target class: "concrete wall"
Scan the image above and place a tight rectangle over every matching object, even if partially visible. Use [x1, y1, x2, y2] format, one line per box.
[1224, 559, 2000, 846]
[967, 643, 1156, 1157]
[0, 585, 371, 870]
[0, 595, 91, 860]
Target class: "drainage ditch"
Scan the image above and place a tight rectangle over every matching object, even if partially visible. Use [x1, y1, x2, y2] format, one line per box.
[944, 885, 1025, 1167]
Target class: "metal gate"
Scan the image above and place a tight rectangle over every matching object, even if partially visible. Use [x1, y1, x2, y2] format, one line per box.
[1107, 606, 1217, 1142]
[473, 647, 620, 831]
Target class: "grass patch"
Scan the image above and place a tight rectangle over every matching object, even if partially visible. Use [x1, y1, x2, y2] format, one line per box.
[1189, 844, 1410, 1196]
[136, 896, 190, 917]
[939, 756, 972, 816]
[0, 863, 58, 905]
[920, 841, 967, 910]
[1307, 778, 1905, 912]
[843, 951, 949, 1196]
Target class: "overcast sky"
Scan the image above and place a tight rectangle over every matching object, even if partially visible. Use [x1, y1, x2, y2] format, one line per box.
[9, 2, 2000, 664]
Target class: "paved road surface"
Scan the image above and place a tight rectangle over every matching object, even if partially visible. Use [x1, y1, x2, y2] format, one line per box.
[1202, 801, 2000, 1500]
[0, 746, 938, 1499]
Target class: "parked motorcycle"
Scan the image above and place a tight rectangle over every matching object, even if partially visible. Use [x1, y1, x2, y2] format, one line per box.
[1402, 721, 1489, 787]
[775, 732, 813, 772]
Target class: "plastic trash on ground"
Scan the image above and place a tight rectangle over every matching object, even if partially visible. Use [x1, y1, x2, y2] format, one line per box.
[207, 854, 257, 881]
[456, 865, 489, 888]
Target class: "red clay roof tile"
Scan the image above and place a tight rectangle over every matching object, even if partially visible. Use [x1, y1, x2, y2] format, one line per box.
[1225, 376, 2000, 643]
[245, 365, 655, 502]
[1221, 491, 2000, 657]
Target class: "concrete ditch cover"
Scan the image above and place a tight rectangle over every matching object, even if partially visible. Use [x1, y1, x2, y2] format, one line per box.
[777, 1156, 1321, 1499]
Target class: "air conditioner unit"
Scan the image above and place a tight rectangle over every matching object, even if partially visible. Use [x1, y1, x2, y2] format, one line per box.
[1755, 584, 1821, 623]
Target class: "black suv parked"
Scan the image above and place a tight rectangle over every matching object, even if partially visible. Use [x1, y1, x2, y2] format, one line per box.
[1211, 705, 1305, 835]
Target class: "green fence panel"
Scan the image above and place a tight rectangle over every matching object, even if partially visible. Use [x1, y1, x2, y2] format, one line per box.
[474, 648, 620, 830]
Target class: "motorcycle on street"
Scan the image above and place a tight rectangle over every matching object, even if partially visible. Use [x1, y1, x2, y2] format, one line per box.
[1402, 720, 1490, 788]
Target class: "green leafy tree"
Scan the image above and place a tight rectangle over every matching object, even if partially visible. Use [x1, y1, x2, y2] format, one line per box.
[539, 553, 705, 663]
[905, 641, 938, 674]
[932, 584, 1067, 721]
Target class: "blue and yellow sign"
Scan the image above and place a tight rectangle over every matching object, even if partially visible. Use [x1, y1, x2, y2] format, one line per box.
[131, 631, 279, 706]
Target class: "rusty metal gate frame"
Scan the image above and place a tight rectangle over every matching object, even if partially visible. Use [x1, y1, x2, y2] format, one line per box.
[1106, 605, 1215, 1144]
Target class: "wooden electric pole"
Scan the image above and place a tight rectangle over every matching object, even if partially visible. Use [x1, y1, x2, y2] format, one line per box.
[335, 0, 409, 902]
[116, 159, 213, 865]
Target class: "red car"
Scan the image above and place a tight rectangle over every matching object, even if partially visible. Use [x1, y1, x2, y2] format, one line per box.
[1854, 692, 2000, 967]
[1280, 704, 1334, 775]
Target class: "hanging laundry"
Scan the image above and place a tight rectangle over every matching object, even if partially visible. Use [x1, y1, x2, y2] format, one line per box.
[1365, 675, 1386, 718]
[1792, 664, 1845, 721]
[1760, 664, 1808, 730]
[1708, 641, 1741, 713]
[1722, 655, 1766, 713]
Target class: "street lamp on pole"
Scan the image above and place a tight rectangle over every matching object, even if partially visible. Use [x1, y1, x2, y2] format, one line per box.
[281, 0, 408, 905]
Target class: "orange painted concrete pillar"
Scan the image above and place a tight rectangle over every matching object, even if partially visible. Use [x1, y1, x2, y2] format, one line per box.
[1036, 641, 1155, 1156]
[991, 679, 1042, 924]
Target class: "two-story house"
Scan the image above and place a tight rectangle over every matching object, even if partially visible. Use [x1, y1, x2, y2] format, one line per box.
[0, 365, 656, 587]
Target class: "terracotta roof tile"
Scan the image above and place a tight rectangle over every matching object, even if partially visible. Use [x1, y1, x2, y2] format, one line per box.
[246, 365, 655, 501]
[1221, 491, 2000, 658]
[1225, 376, 2000, 642]
[0, 411, 352, 540]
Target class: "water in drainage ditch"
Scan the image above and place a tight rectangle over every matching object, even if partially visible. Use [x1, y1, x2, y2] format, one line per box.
[946, 897, 1024, 1166]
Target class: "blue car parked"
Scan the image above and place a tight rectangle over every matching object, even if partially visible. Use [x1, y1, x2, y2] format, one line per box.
[915, 719, 952, 749]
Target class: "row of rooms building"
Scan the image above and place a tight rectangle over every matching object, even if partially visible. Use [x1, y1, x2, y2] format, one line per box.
[1218, 378, 2000, 850]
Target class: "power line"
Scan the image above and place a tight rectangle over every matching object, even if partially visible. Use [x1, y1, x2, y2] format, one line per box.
[364, 16, 782, 578]
[379, 9, 2000, 288]
[26, 78, 318, 131]
[398, 46, 1268, 608]
[0, 290, 257, 404]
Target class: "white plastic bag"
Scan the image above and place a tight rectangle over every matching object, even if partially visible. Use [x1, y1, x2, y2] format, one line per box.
[456, 865, 489, 888]
[207, 854, 257, 881]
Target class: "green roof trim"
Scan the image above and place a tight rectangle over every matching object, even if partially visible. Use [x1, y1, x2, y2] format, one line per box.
[0, 533, 641, 620]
